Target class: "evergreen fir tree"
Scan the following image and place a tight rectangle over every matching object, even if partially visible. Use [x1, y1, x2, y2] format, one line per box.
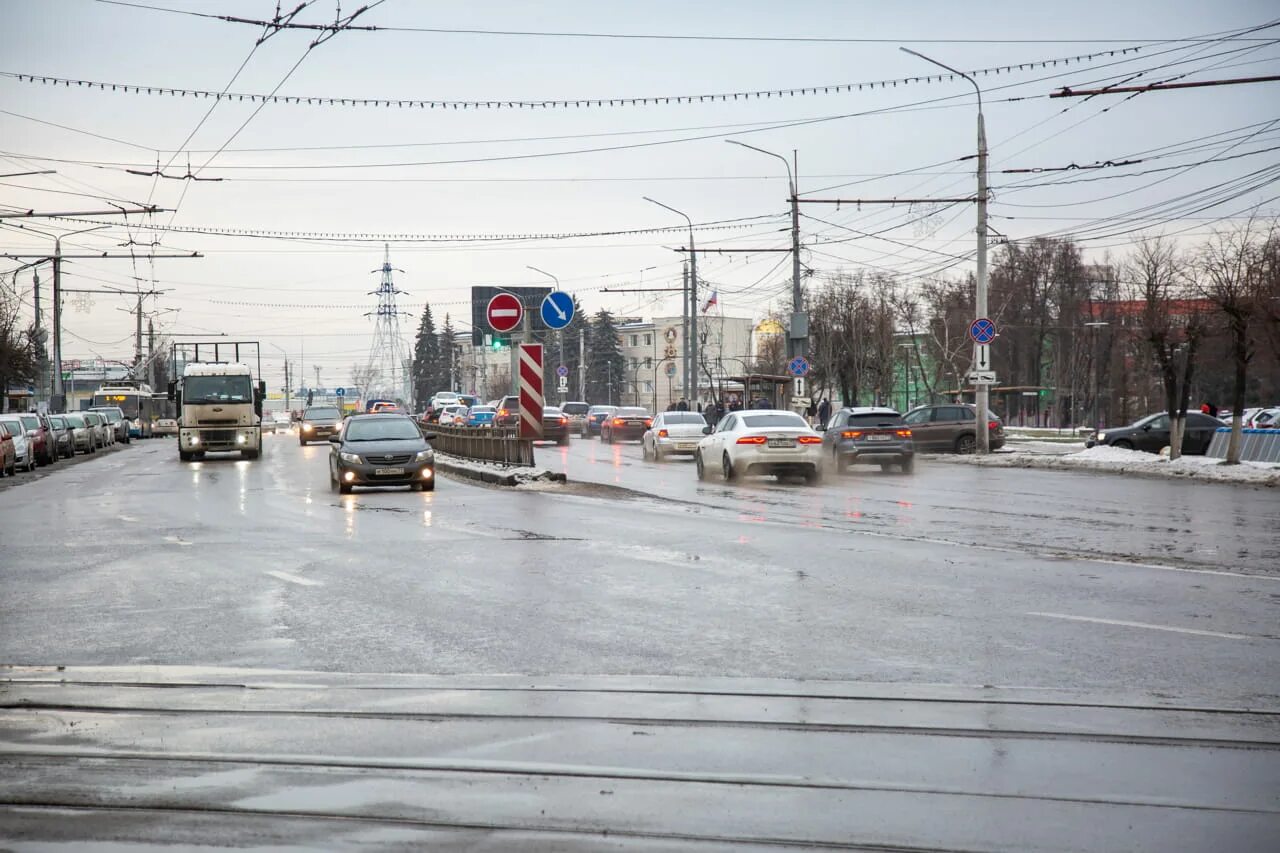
[437, 313, 457, 393]
[411, 304, 440, 408]
[585, 310, 626, 405]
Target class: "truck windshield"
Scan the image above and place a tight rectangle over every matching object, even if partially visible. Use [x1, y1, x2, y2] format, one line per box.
[184, 375, 252, 404]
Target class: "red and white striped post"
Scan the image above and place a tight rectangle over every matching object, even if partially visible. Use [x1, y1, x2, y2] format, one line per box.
[518, 343, 544, 439]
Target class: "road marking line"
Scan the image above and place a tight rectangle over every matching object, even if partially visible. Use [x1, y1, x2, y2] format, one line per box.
[265, 570, 322, 587]
[1028, 612, 1261, 640]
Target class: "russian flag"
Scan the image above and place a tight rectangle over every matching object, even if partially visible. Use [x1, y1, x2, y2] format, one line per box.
[702, 290, 718, 313]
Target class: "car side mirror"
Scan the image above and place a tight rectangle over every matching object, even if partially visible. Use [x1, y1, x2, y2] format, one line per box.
[702, 425, 713, 435]
[423, 433, 438, 441]
[328, 435, 340, 443]
[1142, 424, 1152, 431]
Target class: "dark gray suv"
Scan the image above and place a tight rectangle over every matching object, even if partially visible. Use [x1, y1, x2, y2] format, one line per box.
[329, 414, 437, 493]
[822, 407, 915, 473]
[300, 405, 342, 445]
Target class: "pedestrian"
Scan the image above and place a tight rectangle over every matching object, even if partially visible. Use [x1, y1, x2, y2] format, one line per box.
[677, 398, 689, 412]
[753, 396, 771, 410]
[666, 401, 676, 412]
[817, 397, 831, 428]
[805, 399, 817, 425]
[716, 400, 726, 420]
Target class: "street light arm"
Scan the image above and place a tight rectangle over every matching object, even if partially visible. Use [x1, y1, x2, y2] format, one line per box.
[725, 140, 795, 196]
[642, 196, 692, 230]
[525, 265, 560, 288]
[899, 47, 983, 112]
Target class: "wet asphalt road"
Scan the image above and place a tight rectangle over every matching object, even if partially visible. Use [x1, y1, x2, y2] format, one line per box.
[1, 429, 1278, 703]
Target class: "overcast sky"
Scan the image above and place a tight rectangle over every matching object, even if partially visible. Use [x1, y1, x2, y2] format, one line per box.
[3, 0, 1278, 388]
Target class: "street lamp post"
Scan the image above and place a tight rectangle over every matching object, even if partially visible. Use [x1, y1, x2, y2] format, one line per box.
[901, 47, 990, 453]
[269, 342, 291, 415]
[52, 225, 111, 408]
[1085, 321, 1109, 431]
[726, 140, 805, 359]
[527, 266, 563, 401]
[643, 197, 697, 406]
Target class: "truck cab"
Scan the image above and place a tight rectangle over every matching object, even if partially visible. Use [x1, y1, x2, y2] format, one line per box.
[173, 362, 266, 461]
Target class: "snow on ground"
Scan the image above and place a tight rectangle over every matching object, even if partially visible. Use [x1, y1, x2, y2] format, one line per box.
[999, 439, 1085, 456]
[433, 453, 566, 487]
[936, 444, 1280, 486]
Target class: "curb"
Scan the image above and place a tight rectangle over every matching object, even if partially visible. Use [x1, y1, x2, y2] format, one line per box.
[927, 452, 1280, 487]
[434, 454, 568, 487]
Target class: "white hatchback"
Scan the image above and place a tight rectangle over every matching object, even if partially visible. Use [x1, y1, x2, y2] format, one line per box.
[643, 411, 707, 461]
[695, 409, 824, 484]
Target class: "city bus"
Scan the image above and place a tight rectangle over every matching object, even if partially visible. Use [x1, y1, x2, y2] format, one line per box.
[91, 382, 158, 438]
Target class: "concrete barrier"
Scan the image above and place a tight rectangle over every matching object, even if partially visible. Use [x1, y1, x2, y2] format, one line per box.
[1206, 427, 1280, 463]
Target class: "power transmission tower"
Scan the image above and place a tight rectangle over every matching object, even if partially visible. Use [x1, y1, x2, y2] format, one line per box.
[364, 245, 411, 402]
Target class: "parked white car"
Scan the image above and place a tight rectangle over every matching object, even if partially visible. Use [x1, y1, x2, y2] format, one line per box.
[642, 411, 707, 461]
[63, 413, 98, 453]
[0, 416, 35, 472]
[694, 409, 825, 484]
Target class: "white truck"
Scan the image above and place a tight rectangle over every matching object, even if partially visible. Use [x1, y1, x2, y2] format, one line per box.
[169, 341, 267, 462]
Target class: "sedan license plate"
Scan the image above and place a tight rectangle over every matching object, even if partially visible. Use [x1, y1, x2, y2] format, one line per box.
[676, 443, 697, 450]
[374, 467, 405, 476]
[767, 438, 794, 448]
[866, 434, 892, 441]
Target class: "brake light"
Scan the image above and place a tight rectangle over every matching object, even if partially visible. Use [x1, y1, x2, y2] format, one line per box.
[658, 429, 669, 438]
[736, 435, 767, 444]
[797, 435, 823, 444]
[498, 409, 509, 417]
[842, 430, 863, 439]
[988, 421, 999, 431]
[612, 418, 624, 426]
[559, 417, 568, 424]
[896, 429, 912, 437]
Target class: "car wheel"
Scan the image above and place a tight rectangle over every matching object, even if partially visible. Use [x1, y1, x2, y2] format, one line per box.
[833, 447, 849, 474]
[339, 482, 353, 494]
[695, 451, 708, 480]
[901, 457, 915, 474]
[558, 436, 569, 447]
[299, 437, 307, 446]
[179, 450, 192, 462]
[654, 446, 665, 463]
[241, 449, 260, 460]
[1113, 439, 1134, 450]
[722, 452, 738, 482]
[804, 465, 823, 485]
[955, 434, 976, 454]
[420, 479, 436, 492]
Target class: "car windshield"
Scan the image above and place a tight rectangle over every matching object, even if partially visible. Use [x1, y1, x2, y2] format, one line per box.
[664, 413, 706, 425]
[0, 419, 22, 434]
[19, 415, 39, 429]
[344, 418, 421, 441]
[741, 413, 808, 428]
[847, 413, 905, 426]
[305, 408, 340, 420]
[184, 374, 252, 403]
[562, 403, 589, 415]
[470, 406, 495, 414]
[543, 407, 561, 416]
[48, 417, 65, 428]
[616, 408, 649, 417]
[63, 414, 84, 427]
[93, 410, 123, 423]
[589, 407, 616, 416]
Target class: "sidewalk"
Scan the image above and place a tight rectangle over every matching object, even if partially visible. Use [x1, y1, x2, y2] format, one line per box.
[934, 444, 1280, 487]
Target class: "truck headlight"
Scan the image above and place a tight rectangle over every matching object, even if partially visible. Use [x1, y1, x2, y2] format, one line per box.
[414, 449, 433, 462]
[339, 451, 360, 464]
[190, 435, 200, 446]
[237, 434, 247, 445]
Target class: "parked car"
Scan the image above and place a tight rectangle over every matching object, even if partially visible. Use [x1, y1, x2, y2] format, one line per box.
[695, 410, 824, 484]
[437, 405, 469, 426]
[0, 416, 35, 472]
[1245, 407, 1280, 429]
[642, 411, 706, 461]
[1086, 411, 1223, 455]
[300, 405, 342, 445]
[561, 401, 590, 435]
[600, 407, 652, 443]
[88, 406, 131, 443]
[83, 411, 112, 448]
[63, 413, 97, 454]
[153, 417, 179, 437]
[0, 421, 17, 476]
[823, 407, 915, 473]
[584, 405, 617, 438]
[329, 413, 437, 493]
[45, 415, 74, 458]
[16, 412, 56, 465]
[539, 406, 571, 445]
[901, 404, 1005, 453]
[466, 405, 496, 427]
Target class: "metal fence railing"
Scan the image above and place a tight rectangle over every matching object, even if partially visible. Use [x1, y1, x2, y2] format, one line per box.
[421, 423, 535, 467]
[1206, 427, 1280, 464]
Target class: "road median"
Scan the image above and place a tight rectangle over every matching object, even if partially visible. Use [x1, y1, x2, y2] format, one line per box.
[434, 452, 568, 487]
[930, 445, 1280, 487]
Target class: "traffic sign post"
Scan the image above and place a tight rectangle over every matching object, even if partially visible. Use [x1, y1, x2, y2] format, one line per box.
[540, 291, 574, 330]
[664, 362, 677, 378]
[487, 293, 524, 333]
[969, 317, 996, 344]
[556, 365, 569, 379]
[518, 343, 544, 440]
[335, 387, 346, 397]
[967, 370, 997, 385]
[787, 355, 810, 377]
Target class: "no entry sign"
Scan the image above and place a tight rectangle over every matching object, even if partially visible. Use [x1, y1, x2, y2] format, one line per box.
[487, 293, 523, 333]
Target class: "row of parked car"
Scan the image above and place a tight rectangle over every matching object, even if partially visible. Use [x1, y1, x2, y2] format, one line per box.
[0, 407, 131, 477]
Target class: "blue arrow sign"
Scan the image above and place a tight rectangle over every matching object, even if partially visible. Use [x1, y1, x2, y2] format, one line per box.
[969, 317, 997, 344]
[335, 387, 346, 396]
[787, 355, 810, 377]
[540, 291, 574, 330]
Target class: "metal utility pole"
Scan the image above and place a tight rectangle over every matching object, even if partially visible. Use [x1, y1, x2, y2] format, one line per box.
[579, 325, 586, 400]
[270, 343, 292, 414]
[681, 262, 690, 400]
[902, 47, 990, 454]
[727, 140, 805, 358]
[527, 266, 563, 401]
[644, 197, 697, 405]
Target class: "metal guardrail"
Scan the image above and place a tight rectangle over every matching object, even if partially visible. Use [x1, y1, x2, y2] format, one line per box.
[1206, 427, 1280, 463]
[421, 422, 535, 467]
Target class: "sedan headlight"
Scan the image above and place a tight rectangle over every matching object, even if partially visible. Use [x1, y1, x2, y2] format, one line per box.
[339, 451, 361, 464]
[302, 422, 314, 431]
[414, 449, 433, 462]
[1096, 432, 1107, 442]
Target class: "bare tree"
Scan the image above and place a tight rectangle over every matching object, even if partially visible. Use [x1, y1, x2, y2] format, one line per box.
[0, 278, 41, 410]
[1195, 218, 1273, 463]
[485, 367, 511, 401]
[349, 362, 381, 401]
[1126, 239, 1205, 460]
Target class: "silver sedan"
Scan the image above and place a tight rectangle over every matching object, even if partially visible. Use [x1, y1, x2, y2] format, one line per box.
[642, 411, 708, 461]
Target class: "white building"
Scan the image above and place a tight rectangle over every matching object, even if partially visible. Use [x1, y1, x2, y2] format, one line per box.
[619, 314, 754, 411]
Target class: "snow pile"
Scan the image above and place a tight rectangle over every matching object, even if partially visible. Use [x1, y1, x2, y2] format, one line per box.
[939, 443, 1280, 486]
[433, 453, 567, 487]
